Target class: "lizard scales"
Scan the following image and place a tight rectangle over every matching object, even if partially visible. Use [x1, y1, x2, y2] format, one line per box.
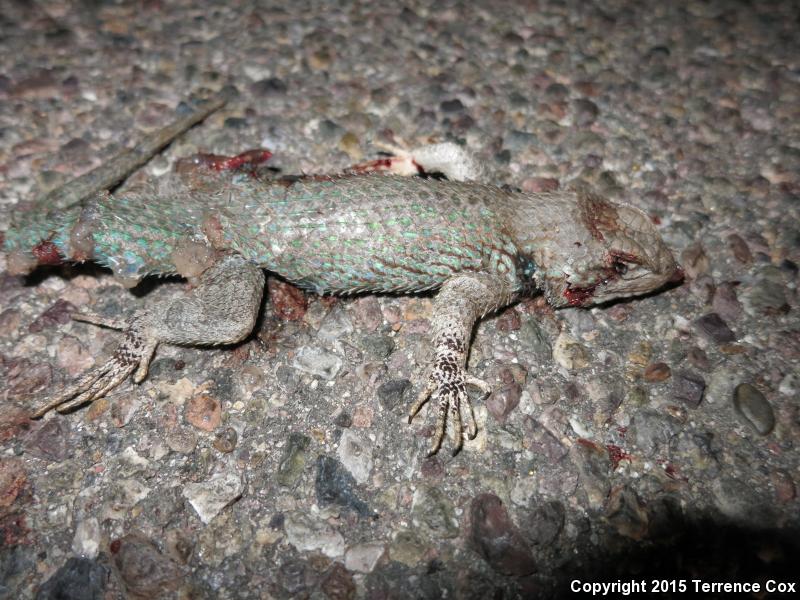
[6, 173, 667, 306]
[2, 108, 681, 454]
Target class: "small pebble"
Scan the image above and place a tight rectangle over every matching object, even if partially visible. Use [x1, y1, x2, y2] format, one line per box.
[113, 534, 182, 596]
[440, 98, 464, 112]
[376, 379, 410, 410]
[605, 485, 648, 540]
[486, 382, 522, 423]
[712, 282, 743, 322]
[643, 362, 671, 383]
[185, 394, 221, 432]
[687, 347, 710, 371]
[250, 77, 287, 96]
[212, 427, 238, 453]
[673, 370, 706, 408]
[315, 456, 371, 517]
[183, 469, 244, 524]
[733, 383, 775, 435]
[553, 332, 589, 370]
[681, 243, 709, 279]
[521, 500, 564, 546]
[693, 313, 736, 344]
[521, 177, 559, 193]
[727, 234, 752, 263]
[320, 563, 356, 599]
[292, 346, 343, 380]
[572, 98, 599, 127]
[277, 433, 311, 488]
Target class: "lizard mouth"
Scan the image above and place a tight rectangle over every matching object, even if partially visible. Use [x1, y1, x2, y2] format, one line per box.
[562, 256, 683, 308]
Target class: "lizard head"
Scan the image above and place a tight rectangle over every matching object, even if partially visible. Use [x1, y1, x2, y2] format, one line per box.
[531, 190, 682, 308]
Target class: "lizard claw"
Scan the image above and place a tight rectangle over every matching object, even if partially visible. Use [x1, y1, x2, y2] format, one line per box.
[408, 369, 488, 456]
[30, 312, 158, 418]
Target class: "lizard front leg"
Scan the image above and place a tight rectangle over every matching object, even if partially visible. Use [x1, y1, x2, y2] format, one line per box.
[31, 253, 264, 417]
[408, 273, 515, 456]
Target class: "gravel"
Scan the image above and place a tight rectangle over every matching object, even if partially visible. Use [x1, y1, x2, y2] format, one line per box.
[1, 0, 798, 597]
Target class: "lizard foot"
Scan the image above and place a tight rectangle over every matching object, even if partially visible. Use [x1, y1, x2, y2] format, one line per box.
[30, 311, 158, 418]
[408, 370, 490, 456]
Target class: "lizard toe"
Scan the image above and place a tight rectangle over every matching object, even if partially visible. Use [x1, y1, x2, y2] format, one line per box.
[411, 361, 487, 456]
[408, 378, 436, 424]
[426, 388, 450, 457]
[449, 387, 465, 456]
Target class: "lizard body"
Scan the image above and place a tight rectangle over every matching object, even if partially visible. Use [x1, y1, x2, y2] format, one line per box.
[2, 104, 681, 455]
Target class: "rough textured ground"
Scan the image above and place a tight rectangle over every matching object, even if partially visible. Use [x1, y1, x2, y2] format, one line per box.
[1, 1, 798, 598]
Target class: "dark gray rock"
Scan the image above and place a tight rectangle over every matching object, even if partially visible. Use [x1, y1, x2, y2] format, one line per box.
[673, 370, 706, 408]
[693, 313, 736, 344]
[35, 557, 108, 600]
[521, 500, 565, 546]
[377, 379, 411, 410]
[315, 456, 372, 517]
[250, 77, 287, 96]
[468, 493, 536, 576]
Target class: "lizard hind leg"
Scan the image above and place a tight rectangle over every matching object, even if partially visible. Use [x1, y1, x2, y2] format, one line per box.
[31, 253, 265, 418]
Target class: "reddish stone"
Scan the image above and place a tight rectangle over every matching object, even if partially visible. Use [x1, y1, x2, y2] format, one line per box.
[185, 394, 221, 431]
[29, 299, 75, 333]
[605, 444, 632, 471]
[467, 493, 536, 576]
[0, 512, 29, 546]
[0, 407, 32, 443]
[771, 469, 795, 504]
[268, 279, 308, 321]
[495, 307, 521, 332]
[3, 357, 52, 399]
[643, 362, 672, 382]
[486, 382, 522, 424]
[0, 459, 27, 515]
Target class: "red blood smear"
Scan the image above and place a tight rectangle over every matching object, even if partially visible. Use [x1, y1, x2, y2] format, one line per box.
[216, 149, 273, 171]
[32, 240, 63, 265]
[564, 283, 597, 306]
[348, 158, 394, 173]
[669, 264, 685, 283]
[606, 444, 632, 470]
[188, 149, 273, 172]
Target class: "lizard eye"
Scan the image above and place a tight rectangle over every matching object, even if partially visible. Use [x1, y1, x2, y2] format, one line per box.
[612, 259, 628, 276]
